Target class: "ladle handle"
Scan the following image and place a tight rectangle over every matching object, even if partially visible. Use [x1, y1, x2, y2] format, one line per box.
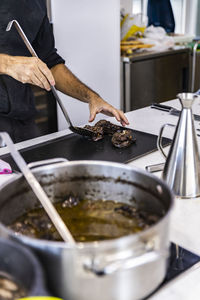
[6, 20, 73, 128]
[0, 132, 76, 245]
[157, 123, 176, 159]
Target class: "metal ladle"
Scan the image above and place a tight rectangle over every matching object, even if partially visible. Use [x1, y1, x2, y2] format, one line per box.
[0, 132, 76, 245]
[6, 20, 94, 139]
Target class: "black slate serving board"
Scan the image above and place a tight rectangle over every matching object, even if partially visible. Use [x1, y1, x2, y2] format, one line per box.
[0, 129, 170, 171]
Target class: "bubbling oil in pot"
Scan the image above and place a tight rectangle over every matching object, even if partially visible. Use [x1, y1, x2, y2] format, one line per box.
[9, 197, 161, 242]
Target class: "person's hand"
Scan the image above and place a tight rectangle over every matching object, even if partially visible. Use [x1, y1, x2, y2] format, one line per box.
[5, 56, 55, 90]
[89, 96, 129, 126]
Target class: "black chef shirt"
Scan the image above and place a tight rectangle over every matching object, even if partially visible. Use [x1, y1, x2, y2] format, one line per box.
[0, 0, 65, 120]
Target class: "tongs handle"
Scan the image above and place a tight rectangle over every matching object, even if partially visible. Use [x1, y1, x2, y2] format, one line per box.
[51, 85, 73, 127]
[151, 103, 172, 112]
[145, 162, 164, 173]
[0, 132, 76, 245]
[6, 20, 73, 128]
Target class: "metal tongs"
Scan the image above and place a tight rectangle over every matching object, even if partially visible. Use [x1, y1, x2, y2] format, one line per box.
[6, 20, 94, 138]
[0, 132, 76, 245]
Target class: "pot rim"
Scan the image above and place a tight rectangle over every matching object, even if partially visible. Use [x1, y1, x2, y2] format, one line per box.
[0, 160, 175, 250]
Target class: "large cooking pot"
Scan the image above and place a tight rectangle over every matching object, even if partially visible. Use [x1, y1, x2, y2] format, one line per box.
[0, 160, 174, 300]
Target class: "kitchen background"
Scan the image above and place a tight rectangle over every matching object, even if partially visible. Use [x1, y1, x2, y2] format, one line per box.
[33, 0, 200, 136]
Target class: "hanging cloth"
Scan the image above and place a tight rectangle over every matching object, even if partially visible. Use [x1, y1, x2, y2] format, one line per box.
[147, 0, 175, 33]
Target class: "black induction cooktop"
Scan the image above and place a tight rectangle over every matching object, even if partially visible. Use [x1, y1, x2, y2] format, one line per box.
[144, 243, 200, 299]
[0, 129, 171, 171]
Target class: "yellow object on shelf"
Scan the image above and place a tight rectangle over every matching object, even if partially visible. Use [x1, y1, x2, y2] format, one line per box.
[121, 13, 148, 41]
[120, 40, 154, 56]
[122, 25, 145, 41]
[120, 13, 129, 28]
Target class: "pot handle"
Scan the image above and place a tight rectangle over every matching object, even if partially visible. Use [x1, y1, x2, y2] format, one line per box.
[157, 123, 175, 159]
[28, 158, 68, 169]
[83, 249, 168, 277]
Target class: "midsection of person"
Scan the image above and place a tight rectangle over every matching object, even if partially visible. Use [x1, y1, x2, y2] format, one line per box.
[0, 0, 63, 142]
[0, 0, 129, 143]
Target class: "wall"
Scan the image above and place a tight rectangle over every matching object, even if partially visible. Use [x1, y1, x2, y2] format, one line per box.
[51, 0, 120, 130]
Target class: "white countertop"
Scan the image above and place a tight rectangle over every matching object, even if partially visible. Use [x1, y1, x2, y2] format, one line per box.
[1, 98, 200, 299]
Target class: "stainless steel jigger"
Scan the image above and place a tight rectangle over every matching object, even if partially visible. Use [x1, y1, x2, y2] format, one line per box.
[158, 93, 200, 198]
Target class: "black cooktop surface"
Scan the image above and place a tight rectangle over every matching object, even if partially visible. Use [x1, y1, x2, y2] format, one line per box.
[0, 129, 171, 171]
[145, 243, 200, 299]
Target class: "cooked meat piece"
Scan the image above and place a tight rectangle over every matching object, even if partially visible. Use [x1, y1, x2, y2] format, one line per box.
[84, 120, 135, 148]
[95, 120, 121, 135]
[111, 130, 134, 148]
[84, 125, 104, 141]
[94, 120, 108, 127]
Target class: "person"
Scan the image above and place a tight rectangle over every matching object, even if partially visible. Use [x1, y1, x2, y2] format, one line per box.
[0, 0, 129, 143]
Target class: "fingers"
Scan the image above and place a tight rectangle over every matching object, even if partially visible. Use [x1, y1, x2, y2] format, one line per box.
[38, 61, 55, 86]
[34, 59, 55, 91]
[8, 56, 55, 91]
[34, 65, 51, 91]
[89, 107, 97, 122]
[89, 99, 129, 126]
[30, 74, 44, 90]
[109, 108, 128, 126]
[98, 104, 129, 126]
[118, 110, 129, 126]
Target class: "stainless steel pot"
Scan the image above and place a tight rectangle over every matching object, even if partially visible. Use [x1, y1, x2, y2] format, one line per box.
[0, 160, 174, 300]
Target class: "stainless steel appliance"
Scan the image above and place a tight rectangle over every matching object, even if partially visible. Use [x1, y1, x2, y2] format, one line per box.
[121, 48, 190, 111]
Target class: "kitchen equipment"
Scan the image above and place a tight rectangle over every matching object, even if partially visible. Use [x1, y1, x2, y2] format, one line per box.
[0, 129, 171, 171]
[0, 160, 174, 300]
[157, 93, 200, 198]
[6, 20, 94, 139]
[122, 48, 190, 112]
[148, 243, 200, 298]
[146, 162, 165, 173]
[151, 103, 200, 121]
[149, 247, 200, 299]
[0, 132, 75, 244]
[0, 237, 48, 297]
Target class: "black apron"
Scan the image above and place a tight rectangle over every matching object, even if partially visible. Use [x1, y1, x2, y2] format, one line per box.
[0, 0, 64, 142]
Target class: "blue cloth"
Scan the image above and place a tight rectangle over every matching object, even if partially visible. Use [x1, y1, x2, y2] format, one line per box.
[0, 0, 65, 120]
[147, 0, 175, 33]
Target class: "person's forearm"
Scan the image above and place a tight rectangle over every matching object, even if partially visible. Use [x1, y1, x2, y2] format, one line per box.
[0, 54, 54, 90]
[51, 63, 100, 103]
[0, 54, 11, 74]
